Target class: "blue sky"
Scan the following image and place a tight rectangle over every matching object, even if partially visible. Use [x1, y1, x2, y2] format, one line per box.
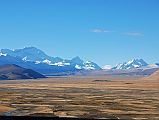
[0, 0, 159, 66]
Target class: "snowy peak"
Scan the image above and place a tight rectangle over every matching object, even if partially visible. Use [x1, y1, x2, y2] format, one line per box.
[83, 61, 101, 70]
[1, 47, 64, 64]
[113, 59, 148, 70]
[83, 61, 96, 70]
[73, 61, 101, 70]
[127, 59, 147, 66]
[1, 47, 50, 62]
[0, 47, 101, 70]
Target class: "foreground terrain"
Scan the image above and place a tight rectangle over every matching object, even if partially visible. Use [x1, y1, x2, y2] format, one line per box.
[0, 76, 159, 119]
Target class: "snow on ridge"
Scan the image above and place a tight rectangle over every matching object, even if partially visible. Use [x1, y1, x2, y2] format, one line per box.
[35, 61, 41, 64]
[52, 62, 64, 66]
[133, 64, 139, 68]
[22, 56, 27, 61]
[83, 63, 95, 70]
[0, 52, 7, 56]
[127, 66, 131, 69]
[51, 62, 70, 66]
[115, 63, 123, 69]
[75, 64, 82, 69]
[127, 59, 134, 65]
[43, 59, 52, 64]
[83, 66, 95, 70]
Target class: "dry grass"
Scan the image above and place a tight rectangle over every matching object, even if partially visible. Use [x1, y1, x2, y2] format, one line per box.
[0, 76, 159, 119]
[0, 105, 15, 113]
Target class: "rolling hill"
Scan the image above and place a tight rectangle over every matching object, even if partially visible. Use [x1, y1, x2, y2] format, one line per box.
[0, 64, 46, 80]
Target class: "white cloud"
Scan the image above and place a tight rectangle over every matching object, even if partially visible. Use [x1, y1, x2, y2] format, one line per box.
[124, 32, 143, 36]
[90, 29, 143, 37]
[90, 28, 111, 33]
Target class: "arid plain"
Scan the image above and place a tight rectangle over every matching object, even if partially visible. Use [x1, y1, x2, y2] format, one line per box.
[0, 76, 159, 119]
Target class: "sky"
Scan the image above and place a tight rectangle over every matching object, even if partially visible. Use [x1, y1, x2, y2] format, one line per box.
[0, 0, 159, 66]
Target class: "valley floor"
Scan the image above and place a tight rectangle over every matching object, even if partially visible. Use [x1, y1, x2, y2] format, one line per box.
[0, 76, 159, 119]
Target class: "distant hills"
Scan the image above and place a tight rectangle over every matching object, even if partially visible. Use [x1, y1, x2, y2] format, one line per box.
[0, 47, 158, 76]
[144, 70, 159, 80]
[0, 64, 46, 80]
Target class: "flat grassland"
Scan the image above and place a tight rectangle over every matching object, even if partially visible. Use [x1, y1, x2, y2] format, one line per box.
[0, 76, 159, 119]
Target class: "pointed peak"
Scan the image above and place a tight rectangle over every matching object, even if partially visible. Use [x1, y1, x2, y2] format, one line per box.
[71, 56, 83, 61]
[72, 56, 81, 60]
[71, 56, 84, 64]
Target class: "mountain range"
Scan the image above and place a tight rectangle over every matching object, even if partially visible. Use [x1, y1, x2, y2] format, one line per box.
[113, 59, 149, 69]
[102, 59, 159, 70]
[0, 47, 101, 74]
[0, 47, 158, 76]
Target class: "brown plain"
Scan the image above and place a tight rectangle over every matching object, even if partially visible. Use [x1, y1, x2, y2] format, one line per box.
[0, 75, 159, 119]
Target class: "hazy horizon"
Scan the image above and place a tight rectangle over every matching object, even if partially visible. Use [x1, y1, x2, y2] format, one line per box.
[0, 0, 159, 66]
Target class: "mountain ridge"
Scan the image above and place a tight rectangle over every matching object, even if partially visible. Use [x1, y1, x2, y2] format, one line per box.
[0, 47, 101, 73]
[1, 47, 159, 75]
[112, 59, 148, 70]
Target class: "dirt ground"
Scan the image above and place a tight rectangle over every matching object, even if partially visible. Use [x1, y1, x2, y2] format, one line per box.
[0, 76, 159, 119]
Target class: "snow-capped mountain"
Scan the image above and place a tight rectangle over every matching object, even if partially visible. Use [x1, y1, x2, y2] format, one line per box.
[0, 47, 101, 71]
[113, 59, 148, 70]
[102, 65, 112, 70]
[1, 47, 158, 76]
[83, 61, 101, 70]
[1, 47, 63, 62]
